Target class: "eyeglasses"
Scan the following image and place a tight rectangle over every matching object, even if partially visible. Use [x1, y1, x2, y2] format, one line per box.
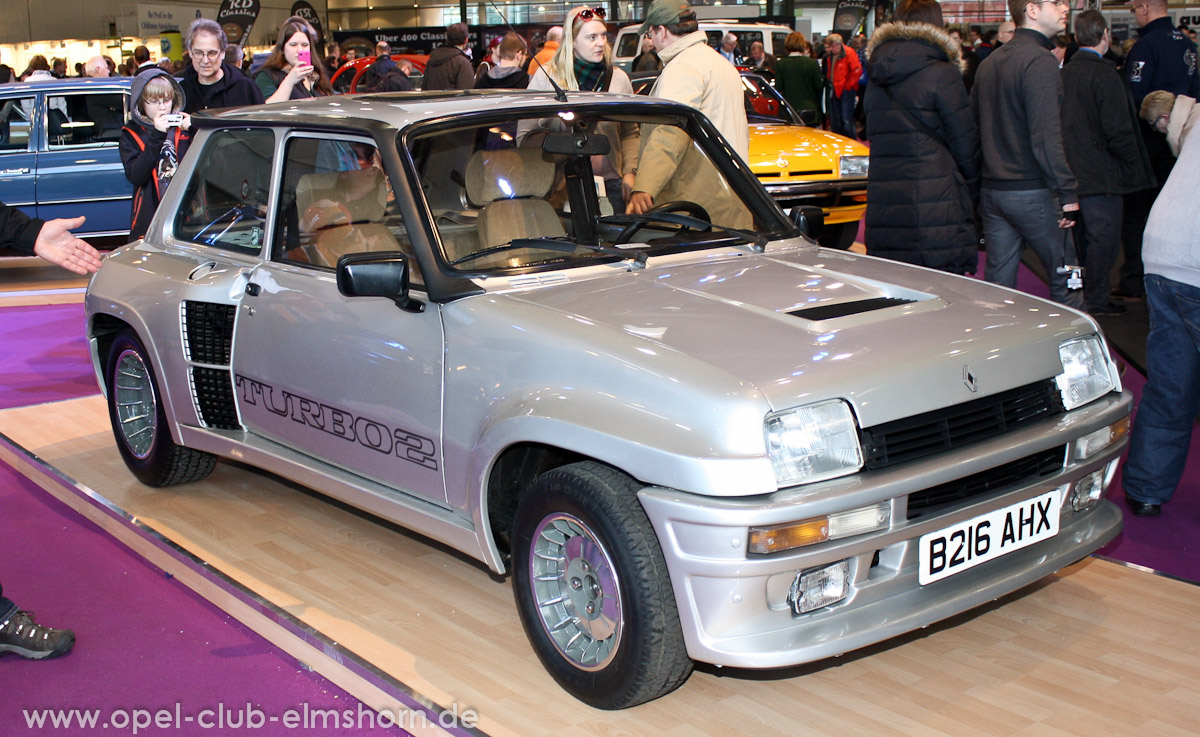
[577, 6, 606, 21]
[1030, 0, 1070, 7]
[189, 49, 223, 61]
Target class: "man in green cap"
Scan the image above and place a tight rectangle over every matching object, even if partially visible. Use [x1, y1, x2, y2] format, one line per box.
[627, 0, 749, 222]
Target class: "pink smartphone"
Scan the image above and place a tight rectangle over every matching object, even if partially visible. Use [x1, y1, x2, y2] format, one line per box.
[297, 49, 311, 66]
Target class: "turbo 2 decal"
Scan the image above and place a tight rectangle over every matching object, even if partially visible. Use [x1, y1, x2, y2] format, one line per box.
[235, 375, 438, 470]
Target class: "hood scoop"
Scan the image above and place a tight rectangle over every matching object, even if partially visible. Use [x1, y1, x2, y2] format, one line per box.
[787, 297, 916, 321]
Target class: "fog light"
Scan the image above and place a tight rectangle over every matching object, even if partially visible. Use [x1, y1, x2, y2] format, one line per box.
[1072, 470, 1105, 511]
[1074, 417, 1130, 460]
[788, 561, 850, 614]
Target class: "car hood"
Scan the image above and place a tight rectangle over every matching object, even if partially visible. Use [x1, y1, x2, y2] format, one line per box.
[747, 124, 870, 181]
[501, 248, 1095, 427]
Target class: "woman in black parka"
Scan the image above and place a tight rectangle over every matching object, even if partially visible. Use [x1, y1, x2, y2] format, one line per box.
[863, 0, 980, 274]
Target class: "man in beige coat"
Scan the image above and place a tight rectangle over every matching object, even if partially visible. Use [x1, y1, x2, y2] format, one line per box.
[627, 0, 750, 226]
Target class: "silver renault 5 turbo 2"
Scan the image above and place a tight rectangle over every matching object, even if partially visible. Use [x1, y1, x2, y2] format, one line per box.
[85, 90, 1129, 709]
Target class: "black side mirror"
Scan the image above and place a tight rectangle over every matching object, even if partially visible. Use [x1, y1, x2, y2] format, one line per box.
[797, 108, 818, 126]
[336, 252, 423, 312]
[789, 206, 824, 241]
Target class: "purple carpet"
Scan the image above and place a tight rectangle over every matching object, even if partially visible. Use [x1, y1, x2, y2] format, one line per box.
[0, 463, 406, 736]
[0, 304, 98, 410]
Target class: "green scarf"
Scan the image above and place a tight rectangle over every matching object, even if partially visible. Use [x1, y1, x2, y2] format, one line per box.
[573, 56, 607, 92]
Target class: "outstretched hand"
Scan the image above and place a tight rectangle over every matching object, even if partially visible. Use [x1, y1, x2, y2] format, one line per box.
[33, 216, 103, 274]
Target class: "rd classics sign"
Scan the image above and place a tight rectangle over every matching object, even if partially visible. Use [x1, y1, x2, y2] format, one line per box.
[216, 0, 261, 45]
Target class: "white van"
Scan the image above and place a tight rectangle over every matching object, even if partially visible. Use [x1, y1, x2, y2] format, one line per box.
[613, 21, 794, 72]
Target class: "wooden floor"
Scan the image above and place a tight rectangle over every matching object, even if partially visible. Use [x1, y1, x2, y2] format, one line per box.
[2, 396, 1198, 737]
[0, 256, 89, 306]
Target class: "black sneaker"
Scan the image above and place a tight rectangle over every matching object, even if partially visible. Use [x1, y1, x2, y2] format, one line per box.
[0, 611, 75, 660]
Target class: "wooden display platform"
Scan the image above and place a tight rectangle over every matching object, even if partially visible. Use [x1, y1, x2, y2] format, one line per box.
[0, 256, 89, 306]
[2, 396, 1199, 737]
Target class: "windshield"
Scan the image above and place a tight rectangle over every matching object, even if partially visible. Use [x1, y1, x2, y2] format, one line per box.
[406, 108, 790, 274]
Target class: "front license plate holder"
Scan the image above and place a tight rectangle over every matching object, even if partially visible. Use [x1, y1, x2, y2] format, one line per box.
[918, 489, 1061, 586]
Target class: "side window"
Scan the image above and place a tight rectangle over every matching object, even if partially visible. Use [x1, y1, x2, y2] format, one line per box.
[772, 32, 789, 58]
[616, 33, 640, 58]
[739, 32, 764, 55]
[274, 135, 418, 282]
[48, 93, 128, 148]
[0, 97, 35, 152]
[174, 128, 274, 254]
[705, 31, 723, 47]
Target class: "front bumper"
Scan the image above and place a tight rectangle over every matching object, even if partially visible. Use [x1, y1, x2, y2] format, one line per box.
[637, 390, 1129, 669]
[761, 177, 867, 225]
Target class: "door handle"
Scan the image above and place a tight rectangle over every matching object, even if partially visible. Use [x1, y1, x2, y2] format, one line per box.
[245, 282, 261, 296]
[0, 168, 30, 175]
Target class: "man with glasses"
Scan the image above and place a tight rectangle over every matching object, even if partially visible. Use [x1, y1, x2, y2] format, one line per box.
[1112, 0, 1198, 302]
[627, 0, 748, 215]
[970, 0, 1083, 308]
[179, 18, 264, 114]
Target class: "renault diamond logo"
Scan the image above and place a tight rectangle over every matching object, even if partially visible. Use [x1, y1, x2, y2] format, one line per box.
[963, 366, 979, 393]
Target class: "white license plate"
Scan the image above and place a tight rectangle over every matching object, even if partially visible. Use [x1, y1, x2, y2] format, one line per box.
[918, 489, 1061, 586]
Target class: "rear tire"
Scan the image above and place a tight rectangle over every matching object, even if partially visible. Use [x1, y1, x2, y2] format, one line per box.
[511, 461, 693, 709]
[105, 330, 216, 487]
[818, 221, 859, 250]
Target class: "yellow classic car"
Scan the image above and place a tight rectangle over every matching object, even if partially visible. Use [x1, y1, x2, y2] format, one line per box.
[632, 71, 869, 250]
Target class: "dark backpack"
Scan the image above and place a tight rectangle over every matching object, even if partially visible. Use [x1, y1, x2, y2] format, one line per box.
[365, 68, 413, 93]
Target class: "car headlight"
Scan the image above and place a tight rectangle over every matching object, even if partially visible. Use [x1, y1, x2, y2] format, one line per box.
[840, 155, 869, 178]
[765, 400, 863, 486]
[1056, 336, 1116, 410]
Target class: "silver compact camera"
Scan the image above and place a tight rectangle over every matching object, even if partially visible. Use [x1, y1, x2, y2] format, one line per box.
[165, 113, 184, 127]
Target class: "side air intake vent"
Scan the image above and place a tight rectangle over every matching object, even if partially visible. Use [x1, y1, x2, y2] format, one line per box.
[787, 297, 915, 321]
[190, 367, 240, 430]
[182, 301, 235, 365]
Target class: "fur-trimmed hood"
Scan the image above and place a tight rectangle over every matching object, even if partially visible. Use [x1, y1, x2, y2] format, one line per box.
[867, 22, 965, 87]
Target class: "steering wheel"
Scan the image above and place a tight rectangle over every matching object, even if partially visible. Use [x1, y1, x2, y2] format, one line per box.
[615, 200, 712, 245]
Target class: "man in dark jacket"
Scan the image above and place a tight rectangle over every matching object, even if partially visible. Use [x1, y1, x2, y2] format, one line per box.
[1062, 11, 1156, 316]
[423, 23, 474, 91]
[863, 2, 980, 274]
[0, 202, 101, 274]
[970, 0, 1082, 308]
[365, 42, 413, 92]
[179, 18, 265, 113]
[1113, 0, 1200, 300]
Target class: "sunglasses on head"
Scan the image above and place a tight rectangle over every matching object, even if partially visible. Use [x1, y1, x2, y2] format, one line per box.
[577, 6, 606, 21]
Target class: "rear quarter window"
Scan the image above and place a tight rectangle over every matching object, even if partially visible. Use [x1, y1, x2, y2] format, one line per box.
[174, 128, 275, 255]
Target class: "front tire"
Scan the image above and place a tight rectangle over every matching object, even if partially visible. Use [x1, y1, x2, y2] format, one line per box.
[105, 330, 216, 487]
[511, 461, 693, 709]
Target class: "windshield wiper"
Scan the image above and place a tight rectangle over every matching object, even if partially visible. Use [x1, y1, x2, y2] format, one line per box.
[598, 212, 768, 252]
[451, 237, 648, 268]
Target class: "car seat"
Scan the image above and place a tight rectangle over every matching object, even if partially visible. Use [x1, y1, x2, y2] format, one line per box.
[293, 167, 399, 267]
[463, 148, 564, 255]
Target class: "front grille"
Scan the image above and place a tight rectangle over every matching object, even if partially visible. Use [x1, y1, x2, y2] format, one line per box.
[182, 301, 235, 365]
[190, 367, 240, 430]
[906, 446, 1065, 520]
[861, 379, 1064, 471]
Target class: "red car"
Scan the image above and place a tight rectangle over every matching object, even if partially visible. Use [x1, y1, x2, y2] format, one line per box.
[330, 54, 429, 93]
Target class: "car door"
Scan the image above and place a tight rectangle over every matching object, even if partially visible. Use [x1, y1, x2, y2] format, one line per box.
[0, 91, 39, 217]
[228, 132, 448, 505]
[37, 86, 133, 236]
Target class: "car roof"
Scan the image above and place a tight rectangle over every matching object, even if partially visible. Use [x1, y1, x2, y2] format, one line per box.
[197, 89, 663, 131]
[1, 77, 132, 93]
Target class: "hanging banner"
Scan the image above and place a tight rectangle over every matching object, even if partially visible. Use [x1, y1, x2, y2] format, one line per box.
[290, 1, 326, 51]
[832, 0, 871, 35]
[216, 0, 261, 46]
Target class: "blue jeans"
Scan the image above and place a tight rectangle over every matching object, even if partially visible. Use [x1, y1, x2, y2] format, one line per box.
[829, 90, 857, 139]
[0, 581, 16, 623]
[1122, 274, 1200, 505]
[981, 188, 1084, 309]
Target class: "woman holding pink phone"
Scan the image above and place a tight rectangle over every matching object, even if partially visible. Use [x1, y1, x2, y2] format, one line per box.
[254, 16, 332, 103]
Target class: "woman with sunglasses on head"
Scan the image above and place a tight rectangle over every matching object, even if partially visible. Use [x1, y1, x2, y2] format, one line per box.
[525, 5, 640, 213]
[255, 16, 333, 104]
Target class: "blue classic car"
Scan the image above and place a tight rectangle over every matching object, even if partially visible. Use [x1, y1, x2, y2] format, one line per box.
[0, 77, 133, 240]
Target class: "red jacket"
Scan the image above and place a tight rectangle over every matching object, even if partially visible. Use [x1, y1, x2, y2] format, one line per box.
[825, 46, 862, 97]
